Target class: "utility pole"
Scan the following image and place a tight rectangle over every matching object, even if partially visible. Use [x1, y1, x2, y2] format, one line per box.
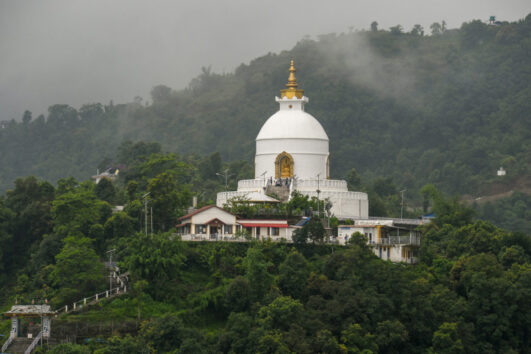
[400, 189, 407, 219]
[107, 249, 116, 293]
[142, 192, 150, 236]
[216, 169, 231, 191]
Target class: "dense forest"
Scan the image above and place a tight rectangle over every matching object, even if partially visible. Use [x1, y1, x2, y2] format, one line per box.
[0, 144, 529, 353]
[0, 16, 530, 353]
[1, 16, 530, 200]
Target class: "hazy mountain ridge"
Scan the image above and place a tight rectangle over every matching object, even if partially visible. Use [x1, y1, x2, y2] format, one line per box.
[1, 16, 530, 198]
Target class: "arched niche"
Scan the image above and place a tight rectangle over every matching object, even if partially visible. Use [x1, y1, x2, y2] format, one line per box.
[275, 151, 294, 178]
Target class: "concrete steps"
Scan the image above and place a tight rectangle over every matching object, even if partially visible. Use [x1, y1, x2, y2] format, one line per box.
[4, 337, 33, 353]
[266, 184, 290, 202]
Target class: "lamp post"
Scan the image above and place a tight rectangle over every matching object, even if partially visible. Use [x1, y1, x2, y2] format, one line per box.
[260, 171, 267, 188]
[400, 189, 407, 219]
[216, 169, 231, 191]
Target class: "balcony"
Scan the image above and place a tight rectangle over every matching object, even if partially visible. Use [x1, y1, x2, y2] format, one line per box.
[371, 235, 420, 246]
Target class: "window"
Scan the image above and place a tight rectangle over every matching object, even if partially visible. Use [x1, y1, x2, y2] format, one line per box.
[224, 224, 233, 234]
[271, 227, 280, 236]
[195, 224, 206, 234]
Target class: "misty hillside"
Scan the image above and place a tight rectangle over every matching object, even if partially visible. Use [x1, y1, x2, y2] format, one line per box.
[1, 16, 530, 197]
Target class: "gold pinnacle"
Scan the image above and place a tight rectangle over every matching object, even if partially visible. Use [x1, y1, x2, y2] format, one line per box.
[280, 60, 304, 99]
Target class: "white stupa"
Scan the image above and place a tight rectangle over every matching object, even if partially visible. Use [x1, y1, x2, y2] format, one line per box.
[217, 61, 368, 219]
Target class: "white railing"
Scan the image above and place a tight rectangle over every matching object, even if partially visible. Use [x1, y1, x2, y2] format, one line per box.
[24, 331, 42, 354]
[370, 235, 421, 246]
[180, 234, 290, 243]
[295, 179, 348, 191]
[55, 286, 126, 316]
[1, 332, 15, 352]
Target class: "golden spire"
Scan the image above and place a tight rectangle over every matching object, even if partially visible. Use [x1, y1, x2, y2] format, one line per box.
[280, 60, 304, 99]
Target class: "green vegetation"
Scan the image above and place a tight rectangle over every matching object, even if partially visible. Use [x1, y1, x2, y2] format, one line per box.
[0, 142, 529, 353]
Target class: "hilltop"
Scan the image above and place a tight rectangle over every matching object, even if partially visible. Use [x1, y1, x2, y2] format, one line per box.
[0, 16, 530, 199]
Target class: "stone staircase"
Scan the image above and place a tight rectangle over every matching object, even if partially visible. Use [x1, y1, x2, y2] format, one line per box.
[4, 337, 34, 353]
[265, 184, 290, 202]
[2, 267, 129, 353]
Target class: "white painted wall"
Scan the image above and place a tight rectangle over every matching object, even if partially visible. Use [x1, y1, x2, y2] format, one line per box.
[191, 207, 236, 225]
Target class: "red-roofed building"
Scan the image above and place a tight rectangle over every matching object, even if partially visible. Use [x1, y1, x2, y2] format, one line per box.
[176, 205, 294, 241]
[177, 205, 238, 241]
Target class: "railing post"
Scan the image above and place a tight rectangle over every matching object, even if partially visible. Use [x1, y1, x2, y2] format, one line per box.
[65, 305, 68, 313]
[73, 303, 76, 310]
[106, 290, 109, 298]
[84, 298, 87, 305]
[96, 294, 99, 301]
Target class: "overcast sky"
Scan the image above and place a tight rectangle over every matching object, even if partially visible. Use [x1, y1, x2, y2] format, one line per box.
[0, 0, 529, 121]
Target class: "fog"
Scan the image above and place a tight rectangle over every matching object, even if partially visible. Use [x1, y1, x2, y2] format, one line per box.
[0, 0, 529, 121]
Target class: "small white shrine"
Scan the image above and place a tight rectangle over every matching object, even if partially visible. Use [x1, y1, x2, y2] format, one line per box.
[217, 61, 368, 219]
[2, 304, 54, 353]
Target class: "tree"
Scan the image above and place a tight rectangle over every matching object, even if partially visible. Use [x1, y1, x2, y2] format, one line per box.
[390, 25, 403, 35]
[6, 176, 54, 266]
[245, 247, 273, 301]
[147, 171, 191, 231]
[140, 315, 187, 352]
[49, 236, 105, 304]
[117, 140, 161, 166]
[431, 322, 464, 354]
[411, 24, 424, 36]
[371, 21, 378, 32]
[345, 168, 362, 190]
[225, 276, 251, 312]
[278, 250, 310, 299]
[22, 110, 32, 124]
[430, 22, 442, 35]
[258, 296, 303, 331]
[315, 329, 343, 354]
[94, 178, 116, 203]
[256, 330, 291, 354]
[52, 187, 111, 237]
[341, 323, 379, 353]
[292, 217, 325, 244]
[375, 320, 408, 352]
[151, 85, 173, 103]
[103, 212, 135, 240]
[0, 200, 14, 280]
[124, 232, 186, 299]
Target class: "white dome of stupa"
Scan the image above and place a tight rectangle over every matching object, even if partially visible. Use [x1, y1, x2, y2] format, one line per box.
[256, 108, 328, 141]
[217, 60, 369, 220]
[254, 61, 329, 180]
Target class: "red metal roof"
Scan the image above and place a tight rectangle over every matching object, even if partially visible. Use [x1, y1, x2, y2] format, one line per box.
[239, 223, 288, 228]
